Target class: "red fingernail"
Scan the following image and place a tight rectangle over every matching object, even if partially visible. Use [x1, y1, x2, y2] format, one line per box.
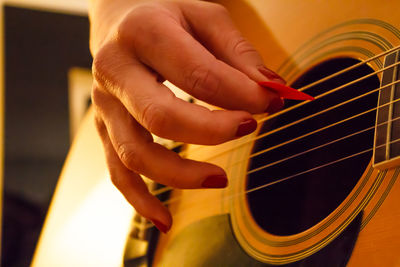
[258, 81, 314, 101]
[265, 97, 284, 114]
[236, 119, 257, 137]
[258, 66, 286, 84]
[151, 219, 169, 233]
[202, 175, 228, 188]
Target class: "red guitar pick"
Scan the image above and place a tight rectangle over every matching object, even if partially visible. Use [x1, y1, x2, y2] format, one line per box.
[258, 81, 315, 101]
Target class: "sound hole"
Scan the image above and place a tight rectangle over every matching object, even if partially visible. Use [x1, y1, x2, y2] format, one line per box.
[246, 58, 380, 236]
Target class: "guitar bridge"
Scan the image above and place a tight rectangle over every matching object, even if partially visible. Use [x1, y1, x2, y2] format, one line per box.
[373, 49, 400, 170]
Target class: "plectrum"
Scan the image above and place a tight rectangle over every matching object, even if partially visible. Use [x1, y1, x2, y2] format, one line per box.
[259, 81, 315, 101]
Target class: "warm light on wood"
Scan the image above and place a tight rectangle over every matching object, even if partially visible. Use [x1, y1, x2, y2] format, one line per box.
[31, 109, 134, 267]
[68, 68, 93, 141]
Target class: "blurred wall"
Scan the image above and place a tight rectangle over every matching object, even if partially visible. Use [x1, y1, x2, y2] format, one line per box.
[1, 2, 92, 266]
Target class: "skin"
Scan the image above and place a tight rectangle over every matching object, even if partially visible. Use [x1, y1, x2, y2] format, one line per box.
[89, 0, 284, 232]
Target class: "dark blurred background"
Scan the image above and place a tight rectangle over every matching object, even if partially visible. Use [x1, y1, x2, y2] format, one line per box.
[2, 5, 91, 266]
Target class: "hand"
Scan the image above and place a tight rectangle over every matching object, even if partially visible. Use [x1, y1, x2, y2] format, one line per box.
[89, 0, 284, 232]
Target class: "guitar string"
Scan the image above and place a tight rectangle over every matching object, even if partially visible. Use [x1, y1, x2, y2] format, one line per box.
[150, 113, 394, 198]
[185, 60, 400, 160]
[246, 99, 397, 174]
[161, 51, 400, 157]
[165, 134, 400, 221]
[162, 58, 400, 158]
[258, 60, 396, 123]
[150, 80, 400, 197]
[143, 136, 400, 230]
[149, 119, 378, 197]
[165, 45, 398, 149]
[289, 45, 400, 93]
[162, 46, 400, 159]
[143, 47, 400, 230]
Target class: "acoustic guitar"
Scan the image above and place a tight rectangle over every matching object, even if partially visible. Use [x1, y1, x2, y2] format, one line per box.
[33, 1, 400, 266]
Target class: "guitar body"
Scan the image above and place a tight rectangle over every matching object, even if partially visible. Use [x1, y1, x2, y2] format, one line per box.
[32, 1, 400, 266]
[153, 1, 400, 266]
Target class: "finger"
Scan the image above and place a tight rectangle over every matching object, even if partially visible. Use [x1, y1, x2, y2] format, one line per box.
[92, 88, 228, 189]
[179, 1, 286, 84]
[92, 50, 261, 145]
[94, 114, 172, 233]
[116, 6, 281, 114]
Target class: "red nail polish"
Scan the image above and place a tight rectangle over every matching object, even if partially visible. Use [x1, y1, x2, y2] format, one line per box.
[265, 97, 284, 114]
[258, 66, 286, 84]
[258, 81, 315, 101]
[236, 119, 257, 137]
[202, 175, 228, 188]
[151, 219, 169, 233]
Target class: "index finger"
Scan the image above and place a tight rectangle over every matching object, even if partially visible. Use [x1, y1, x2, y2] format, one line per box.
[117, 4, 281, 114]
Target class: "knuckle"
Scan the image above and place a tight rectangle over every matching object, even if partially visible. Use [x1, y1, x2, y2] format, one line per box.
[208, 130, 226, 145]
[116, 11, 140, 44]
[206, 2, 229, 16]
[205, 121, 227, 145]
[117, 142, 144, 172]
[91, 86, 104, 107]
[109, 170, 123, 188]
[92, 42, 131, 98]
[169, 156, 182, 183]
[140, 101, 168, 136]
[91, 85, 116, 112]
[169, 173, 183, 189]
[231, 36, 257, 57]
[93, 113, 111, 142]
[92, 43, 115, 85]
[92, 45, 108, 77]
[105, 159, 126, 189]
[164, 155, 187, 189]
[186, 64, 220, 102]
[116, 4, 164, 46]
[93, 113, 105, 132]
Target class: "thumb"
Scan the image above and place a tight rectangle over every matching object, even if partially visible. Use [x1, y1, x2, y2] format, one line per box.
[179, 1, 285, 84]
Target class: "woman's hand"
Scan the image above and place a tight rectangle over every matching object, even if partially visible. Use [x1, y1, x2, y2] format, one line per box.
[89, 0, 284, 233]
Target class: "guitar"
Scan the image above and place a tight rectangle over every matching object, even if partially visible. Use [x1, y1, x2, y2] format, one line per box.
[33, 1, 400, 266]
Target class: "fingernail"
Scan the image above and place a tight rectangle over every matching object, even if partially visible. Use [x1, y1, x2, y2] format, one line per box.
[258, 81, 315, 101]
[151, 219, 169, 233]
[202, 175, 228, 188]
[236, 119, 257, 137]
[265, 97, 284, 114]
[258, 66, 286, 84]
